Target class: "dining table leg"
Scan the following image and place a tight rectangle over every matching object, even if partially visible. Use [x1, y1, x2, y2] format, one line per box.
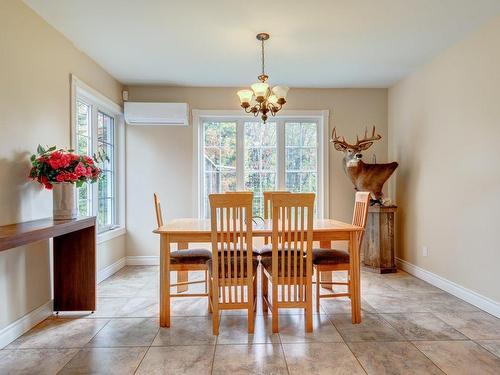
[319, 240, 333, 291]
[176, 242, 189, 293]
[160, 234, 171, 327]
[350, 231, 361, 323]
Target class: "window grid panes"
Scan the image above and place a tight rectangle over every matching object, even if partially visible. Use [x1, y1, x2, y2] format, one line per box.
[285, 122, 318, 212]
[200, 118, 321, 219]
[97, 111, 115, 230]
[244, 121, 277, 217]
[76, 100, 92, 217]
[202, 121, 237, 218]
[75, 97, 117, 233]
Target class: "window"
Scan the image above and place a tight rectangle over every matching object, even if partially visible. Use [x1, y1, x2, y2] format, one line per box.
[244, 121, 277, 217]
[195, 111, 328, 219]
[202, 121, 237, 217]
[72, 76, 124, 236]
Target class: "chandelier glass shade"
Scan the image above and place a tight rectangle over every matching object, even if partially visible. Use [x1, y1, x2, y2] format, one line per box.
[237, 33, 289, 123]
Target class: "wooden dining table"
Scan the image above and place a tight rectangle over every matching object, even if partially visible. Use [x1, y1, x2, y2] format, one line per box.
[154, 218, 364, 327]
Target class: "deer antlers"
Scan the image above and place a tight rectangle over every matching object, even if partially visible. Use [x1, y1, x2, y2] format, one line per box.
[331, 126, 382, 149]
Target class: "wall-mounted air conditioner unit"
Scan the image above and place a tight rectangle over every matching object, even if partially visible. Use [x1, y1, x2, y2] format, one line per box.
[124, 102, 189, 126]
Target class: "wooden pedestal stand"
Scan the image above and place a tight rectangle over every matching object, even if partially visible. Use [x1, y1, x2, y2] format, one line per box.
[362, 205, 397, 273]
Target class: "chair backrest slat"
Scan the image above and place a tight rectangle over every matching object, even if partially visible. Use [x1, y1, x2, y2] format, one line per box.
[209, 192, 253, 305]
[263, 191, 291, 245]
[271, 193, 315, 303]
[263, 191, 291, 219]
[153, 192, 163, 228]
[352, 192, 371, 246]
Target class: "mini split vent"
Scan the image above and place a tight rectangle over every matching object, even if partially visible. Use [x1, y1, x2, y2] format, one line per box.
[124, 102, 189, 126]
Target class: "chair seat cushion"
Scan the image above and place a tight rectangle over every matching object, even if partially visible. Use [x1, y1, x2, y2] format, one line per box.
[257, 244, 303, 258]
[170, 248, 212, 264]
[312, 248, 350, 265]
[261, 256, 308, 278]
[219, 245, 260, 258]
[207, 257, 259, 279]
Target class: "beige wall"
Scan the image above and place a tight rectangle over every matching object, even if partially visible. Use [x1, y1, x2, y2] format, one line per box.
[125, 86, 388, 256]
[0, 0, 124, 332]
[388, 16, 500, 302]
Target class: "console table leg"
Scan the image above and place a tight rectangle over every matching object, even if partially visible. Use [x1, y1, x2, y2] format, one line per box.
[53, 225, 96, 311]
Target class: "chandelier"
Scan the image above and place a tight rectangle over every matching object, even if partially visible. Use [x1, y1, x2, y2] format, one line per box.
[237, 33, 289, 123]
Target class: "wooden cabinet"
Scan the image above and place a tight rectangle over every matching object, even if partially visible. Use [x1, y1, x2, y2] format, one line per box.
[362, 205, 397, 273]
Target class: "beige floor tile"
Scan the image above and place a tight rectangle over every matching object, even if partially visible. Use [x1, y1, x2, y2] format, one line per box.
[152, 316, 217, 346]
[363, 293, 429, 313]
[422, 293, 480, 313]
[117, 297, 159, 317]
[58, 347, 147, 375]
[477, 340, 500, 358]
[434, 311, 500, 340]
[320, 297, 376, 314]
[381, 313, 467, 341]
[212, 343, 288, 375]
[414, 340, 500, 375]
[380, 273, 443, 294]
[87, 318, 158, 347]
[349, 341, 444, 374]
[278, 314, 344, 343]
[283, 342, 365, 375]
[108, 266, 157, 283]
[97, 280, 144, 298]
[217, 315, 279, 344]
[331, 313, 405, 342]
[7, 318, 109, 349]
[135, 283, 160, 298]
[135, 345, 215, 375]
[93, 297, 130, 317]
[360, 275, 400, 296]
[171, 297, 210, 317]
[46, 297, 131, 320]
[0, 348, 78, 374]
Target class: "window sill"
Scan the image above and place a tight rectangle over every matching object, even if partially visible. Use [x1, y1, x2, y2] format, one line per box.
[97, 226, 126, 244]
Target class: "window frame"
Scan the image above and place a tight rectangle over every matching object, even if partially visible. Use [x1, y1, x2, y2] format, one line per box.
[70, 75, 126, 242]
[193, 109, 329, 219]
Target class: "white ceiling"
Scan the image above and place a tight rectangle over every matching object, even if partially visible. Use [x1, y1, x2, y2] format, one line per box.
[24, 0, 500, 88]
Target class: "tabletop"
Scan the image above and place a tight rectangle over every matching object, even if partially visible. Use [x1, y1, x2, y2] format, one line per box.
[154, 218, 363, 235]
[0, 216, 96, 252]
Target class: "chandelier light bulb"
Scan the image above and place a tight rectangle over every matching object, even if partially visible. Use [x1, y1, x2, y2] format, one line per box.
[251, 82, 269, 99]
[272, 86, 289, 100]
[237, 89, 254, 106]
[268, 94, 278, 104]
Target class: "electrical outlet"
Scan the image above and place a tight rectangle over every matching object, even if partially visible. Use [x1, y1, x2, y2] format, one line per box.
[422, 246, 428, 257]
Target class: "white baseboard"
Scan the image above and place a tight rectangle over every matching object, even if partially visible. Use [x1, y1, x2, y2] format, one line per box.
[0, 300, 53, 349]
[97, 257, 126, 283]
[396, 258, 500, 318]
[126, 255, 159, 266]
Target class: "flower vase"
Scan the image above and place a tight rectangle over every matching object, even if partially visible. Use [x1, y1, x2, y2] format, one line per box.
[53, 182, 77, 220]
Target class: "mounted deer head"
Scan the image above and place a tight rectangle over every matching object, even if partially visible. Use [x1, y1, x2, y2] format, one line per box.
[331, 126, 382, 162]
[330, 126, 397, 204]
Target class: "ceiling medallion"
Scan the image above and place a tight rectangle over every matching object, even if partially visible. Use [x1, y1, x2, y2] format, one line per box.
[237, 33, 289, 123]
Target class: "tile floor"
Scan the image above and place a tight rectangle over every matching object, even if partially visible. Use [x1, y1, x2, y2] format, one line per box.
[1, 266, 500, 374]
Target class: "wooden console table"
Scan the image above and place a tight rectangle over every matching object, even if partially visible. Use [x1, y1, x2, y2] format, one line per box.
[0, 217, 96, 312]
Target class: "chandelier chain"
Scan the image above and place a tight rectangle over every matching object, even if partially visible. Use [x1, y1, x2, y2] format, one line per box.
[261, 38, 265, 77]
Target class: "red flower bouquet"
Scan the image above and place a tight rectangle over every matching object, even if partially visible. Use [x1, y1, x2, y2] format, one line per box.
[29, 145, 105, 190]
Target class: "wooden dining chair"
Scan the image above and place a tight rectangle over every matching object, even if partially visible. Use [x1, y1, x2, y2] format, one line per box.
[259, 191, 291, 256]
[208, 192, 258, 335]
[313, 191, 370, 312]
[261, 193, 315, 333]
[153, 193, 211, 316]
